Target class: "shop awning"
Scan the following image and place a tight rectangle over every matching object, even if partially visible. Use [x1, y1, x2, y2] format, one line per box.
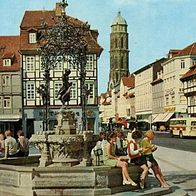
[0, 114, 22, 122]
[161, 112, 174, 122]
[153, 112, 174, 123]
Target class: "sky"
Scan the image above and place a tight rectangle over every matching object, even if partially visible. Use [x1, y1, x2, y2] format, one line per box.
[0, 0, 196, 94]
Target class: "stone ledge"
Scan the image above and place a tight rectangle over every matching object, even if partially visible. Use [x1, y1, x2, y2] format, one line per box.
[0, 155, 40, 166]
[0, 164, 143, 196]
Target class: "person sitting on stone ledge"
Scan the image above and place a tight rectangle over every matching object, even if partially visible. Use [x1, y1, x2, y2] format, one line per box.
[127, 130, 148, 189]
[141, 130, 171, 188]
[115, 129, 127, 156]
[91, 131, 107, 165]
[17, 130, 29, 157]
[4, 130, 18, 159]
[103, 132, 137, 186]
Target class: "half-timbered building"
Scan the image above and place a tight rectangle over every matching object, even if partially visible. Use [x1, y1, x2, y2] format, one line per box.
[20, 3, 102, 135]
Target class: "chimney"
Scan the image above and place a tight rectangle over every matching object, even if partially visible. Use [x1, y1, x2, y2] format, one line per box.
[55, 3, 63, 16]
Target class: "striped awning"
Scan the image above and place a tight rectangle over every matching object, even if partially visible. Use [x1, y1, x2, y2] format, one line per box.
[153, 112, 174, 123]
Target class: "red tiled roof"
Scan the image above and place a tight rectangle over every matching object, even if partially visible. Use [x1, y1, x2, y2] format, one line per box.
[175, 43, 196, 57]
[0, 36, 20, 72]
[20, 10, 103, 56]
[180, 64, 196, 81]
[122, 75, 135, 88]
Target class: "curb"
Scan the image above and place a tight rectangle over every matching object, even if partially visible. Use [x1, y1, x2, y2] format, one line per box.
[113, 187, 172, 196]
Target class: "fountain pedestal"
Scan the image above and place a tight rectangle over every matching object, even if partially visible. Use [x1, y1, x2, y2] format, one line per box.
[30, 107, 98, 167]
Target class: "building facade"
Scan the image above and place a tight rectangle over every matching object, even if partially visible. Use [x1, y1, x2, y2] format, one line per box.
[180, 47, 196, 117]
[108, 12, 129, 90]
[0, 36, 22, 132]
[19, 4, 102, 135]
[162, 43, 196, 118]
[134, 63, 153, 123]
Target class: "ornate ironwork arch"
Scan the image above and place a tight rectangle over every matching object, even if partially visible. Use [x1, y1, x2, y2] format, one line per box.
[37, 2, 90, 132]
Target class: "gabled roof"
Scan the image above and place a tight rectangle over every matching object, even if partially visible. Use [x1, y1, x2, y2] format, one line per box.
[180, 64, 196, 81]
[20, 10, 103, 56]
[20, 11, 83, 29]
[0, 36, 20, 72]
[175, 43, 196, 57]
[121, 75, 135, 88]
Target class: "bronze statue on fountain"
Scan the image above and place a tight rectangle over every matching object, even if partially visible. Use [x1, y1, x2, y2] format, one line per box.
[57, 69, 72, 105]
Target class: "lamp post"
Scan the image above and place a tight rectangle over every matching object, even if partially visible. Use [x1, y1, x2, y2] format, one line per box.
[37, 0, 89, 132]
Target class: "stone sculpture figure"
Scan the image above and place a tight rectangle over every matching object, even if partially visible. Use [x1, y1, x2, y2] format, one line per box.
[57, 69, 72, 105]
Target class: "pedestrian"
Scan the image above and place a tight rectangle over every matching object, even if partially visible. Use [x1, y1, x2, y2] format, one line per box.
[141, 130, 170, 188]
[0, 132, 5, 158]
[17, 130, 29, 157]
[103, 132, 137, 186]
[127, 130, 148, 189]
[4, 130, 18, 158]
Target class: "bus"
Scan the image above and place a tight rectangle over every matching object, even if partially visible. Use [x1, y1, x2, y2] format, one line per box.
[169, 118, 196, 138]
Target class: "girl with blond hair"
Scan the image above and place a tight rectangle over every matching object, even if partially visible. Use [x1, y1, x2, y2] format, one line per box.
[141, 130, 170, 188]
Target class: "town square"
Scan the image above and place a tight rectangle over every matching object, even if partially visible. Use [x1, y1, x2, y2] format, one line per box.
[0, 0, 196, 195]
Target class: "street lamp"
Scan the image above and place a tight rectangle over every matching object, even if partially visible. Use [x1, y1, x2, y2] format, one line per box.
[37, 0, 90, 132]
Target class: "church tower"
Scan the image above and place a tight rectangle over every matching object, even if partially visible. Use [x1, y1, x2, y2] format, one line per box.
[108, 12, 129, 90]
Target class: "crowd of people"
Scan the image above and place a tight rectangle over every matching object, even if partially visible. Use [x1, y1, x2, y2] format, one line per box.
[91, 128, 171, 189]
[0, 130, 29, 159]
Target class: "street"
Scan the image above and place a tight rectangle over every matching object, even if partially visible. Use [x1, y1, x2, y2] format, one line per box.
[154, 132, 196, 153]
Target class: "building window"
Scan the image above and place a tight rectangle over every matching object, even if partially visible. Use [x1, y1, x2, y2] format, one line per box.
[115, 38, 118, 48]
[121, 37, 124, 48]
[181, 60, 185, 69]
[70, 82, 77, 99]
[29, 32, 37, 43]
[85, 83, 94, 99]
[86, 55, 93, 70]
[0, 97, 2, 108]
[2, 75, 11, 86]
[171, 95, 175, 105]
[54, 56, 63, 71]
[166, 96, 169, 106]
[190, 96, 196, 105]
[180, 95, 186, 104]
[26, 56, 35, 71]
[3, 59, 11, 66]
[54, 82, 62, 99]
[3, 97, 11, 108]
[27, 83, 35, 100]
[55, 61, 63, 71]
[121, 56, 123, 68]
[192, 59, 196, 66]
[66, 56, 75, 70]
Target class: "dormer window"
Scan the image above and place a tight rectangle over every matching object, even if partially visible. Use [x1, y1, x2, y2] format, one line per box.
[29, 32, 37, 43]
[3, 59, 11, 66]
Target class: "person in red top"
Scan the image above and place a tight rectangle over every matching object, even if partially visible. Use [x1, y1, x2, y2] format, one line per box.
[127, 130, 148, 189]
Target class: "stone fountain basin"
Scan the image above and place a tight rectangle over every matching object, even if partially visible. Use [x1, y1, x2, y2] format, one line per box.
[0, 157, 143, 196]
